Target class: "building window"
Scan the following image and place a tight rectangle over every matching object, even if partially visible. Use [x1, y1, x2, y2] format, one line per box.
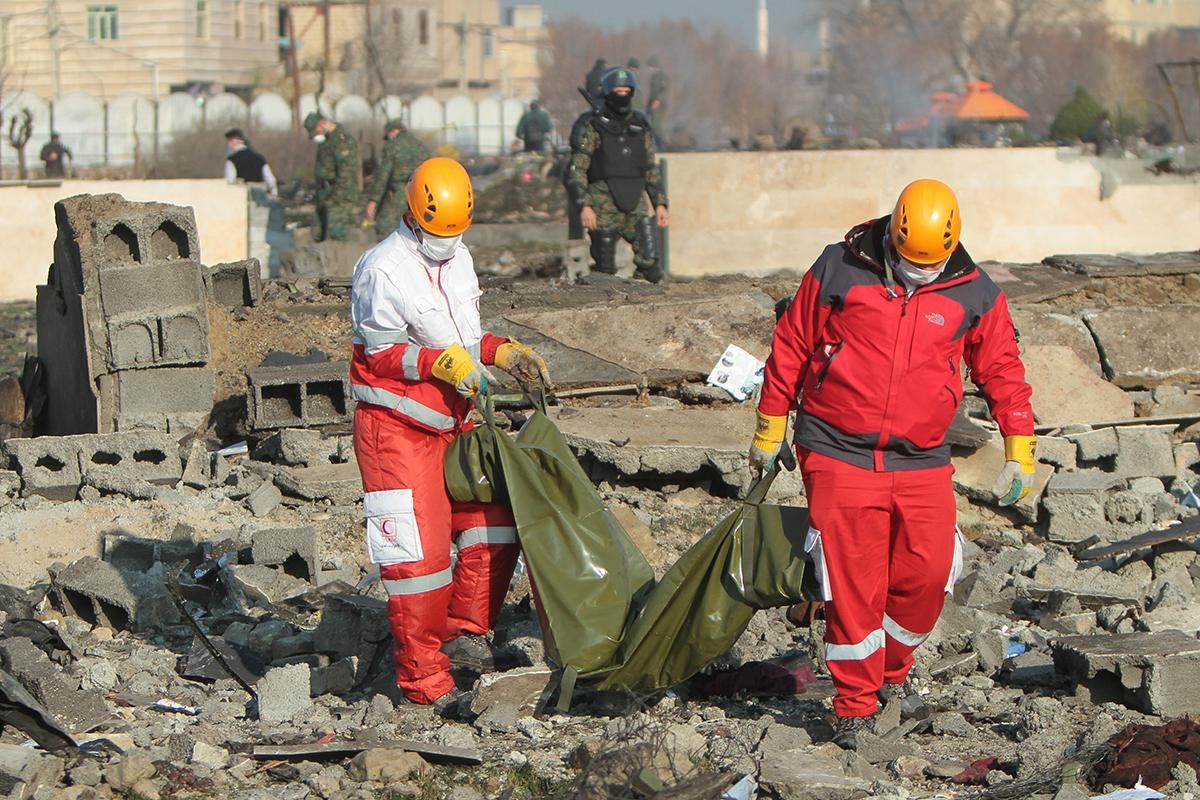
[196, 0, 208, 39]
[86, 5, 118, 41]
[482, 28, 495, 58]
[234, 0, 243, 38]
[418, 10, 429, 45]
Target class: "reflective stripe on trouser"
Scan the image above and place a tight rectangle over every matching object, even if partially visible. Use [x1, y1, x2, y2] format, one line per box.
[354, 403, 518, 704]
[799, 447, 956, 717]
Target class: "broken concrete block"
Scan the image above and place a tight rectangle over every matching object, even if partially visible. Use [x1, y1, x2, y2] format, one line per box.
[254, 427, 348, 467]
[245, 481, 283, 517]
[3, 436, 84, 500]
[246, 361, 351, 430]
[310, 658, 357, 697]
[52, 557, 140, 630]
[206, 260, 262, 308]
[1036, 436, 1077, 470]
[314, 593, 391, 685]
[1022, 345, 1134, 426]
[1084, 306, 1200, 388]
[227, 564, 310, 606]
[1010, 310, 1102, 374]
[469, 666, 556, 733]
[107, 366, 216, 433]
[1104, 491, 1146, 525]
[273, 462, 361, 505]
[347, 749, 428, 784]
[1053, 630, 1200, 715]
[1175, 442, 1200, 475]
[258, 663, 312, 723]
[1067, 427, 1118, 462]
[1113, 426, 1180, 481]
[251, 528, 318, 583]
[0, 637, 110, 734]
[1045, 470, 1126, 496]
[180, 438, 210, 489]
[1015, 561, 1143, 608]
[951, 436, 1051, 522]
[970, 631, 1009, 674]
[758, 746, 871, 800]
[0, 743, 64, 799]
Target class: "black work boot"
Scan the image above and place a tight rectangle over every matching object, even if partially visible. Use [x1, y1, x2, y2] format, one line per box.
[440, 634, 495, 672]
[877, 679, 931, 721]
[432, 687, 466, 720]
[832, 713, 877, 751]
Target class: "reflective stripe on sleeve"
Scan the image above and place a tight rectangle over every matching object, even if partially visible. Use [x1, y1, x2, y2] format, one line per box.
[883, 614, 930, 648]
[457, 526, 518, 550]
[825, 629, 885, 662]
[354, 327, 410, 349]
[402, 346, 424, 381]
[350, 384, 458, 430]
[382, 567, 453, 596]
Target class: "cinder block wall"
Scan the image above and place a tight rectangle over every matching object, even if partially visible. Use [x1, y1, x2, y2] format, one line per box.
[0, 180, 249, 302]
[662, 148, 1200, 275]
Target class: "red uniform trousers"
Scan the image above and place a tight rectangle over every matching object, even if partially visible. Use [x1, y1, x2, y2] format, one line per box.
[799, 448, 958, 718]
[354, 404, 520, 704]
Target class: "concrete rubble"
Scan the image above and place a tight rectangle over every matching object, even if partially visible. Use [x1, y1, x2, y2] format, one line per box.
[0, 197, 1199, 797]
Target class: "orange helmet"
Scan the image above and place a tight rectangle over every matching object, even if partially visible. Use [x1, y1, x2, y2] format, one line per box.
[406, 157, 474, 236]
[890, 179, 961, 264]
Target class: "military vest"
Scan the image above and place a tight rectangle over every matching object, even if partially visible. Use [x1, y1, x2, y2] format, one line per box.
[587, 112, 650, 213]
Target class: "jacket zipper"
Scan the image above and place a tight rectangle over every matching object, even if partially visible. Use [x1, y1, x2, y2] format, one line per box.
[813, 341, 844, 390]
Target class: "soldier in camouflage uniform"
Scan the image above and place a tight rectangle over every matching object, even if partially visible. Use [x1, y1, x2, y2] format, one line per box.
[565, 67, 669, 283]
[304, 112, 361, 242]
[365, 118, 432, 238]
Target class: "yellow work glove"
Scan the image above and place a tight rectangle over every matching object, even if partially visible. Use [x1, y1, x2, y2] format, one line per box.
[431, 343, 492, 398]
[992, 435, 1037, 506]
[495, 339, 552, 387]
[749, 411, 787, 475]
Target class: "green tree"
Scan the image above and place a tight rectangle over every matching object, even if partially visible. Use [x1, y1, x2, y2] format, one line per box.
[1051, 86, 1105, 141]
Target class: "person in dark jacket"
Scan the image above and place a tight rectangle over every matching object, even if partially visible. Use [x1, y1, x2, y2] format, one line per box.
[40, 133, 72, 178]
[224, 128, 278, 198]
[749, 179, 1036, 750]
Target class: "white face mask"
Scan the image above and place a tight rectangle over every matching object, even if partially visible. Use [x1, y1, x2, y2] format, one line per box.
[312, 134, 326, 144]
[896, 257, 946, 286]
[417, 232, 462, 262]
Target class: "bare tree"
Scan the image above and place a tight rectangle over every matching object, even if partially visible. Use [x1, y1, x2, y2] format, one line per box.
[8, 109, 31, 180]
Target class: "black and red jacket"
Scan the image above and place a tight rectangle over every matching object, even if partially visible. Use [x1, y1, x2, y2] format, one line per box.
[759, 215, 1034, 472]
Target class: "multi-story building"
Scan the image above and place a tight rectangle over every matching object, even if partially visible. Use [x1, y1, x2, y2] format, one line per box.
[1101, 0, 1200, 42]
[0, 0, 283, 100]
[283, 0, 547, 100]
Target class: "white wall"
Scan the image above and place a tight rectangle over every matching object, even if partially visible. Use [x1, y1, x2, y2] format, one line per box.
[0, 180, 250, 302]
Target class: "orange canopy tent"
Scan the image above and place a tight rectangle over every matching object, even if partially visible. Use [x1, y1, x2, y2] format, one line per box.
[897, 81, 1030, 132]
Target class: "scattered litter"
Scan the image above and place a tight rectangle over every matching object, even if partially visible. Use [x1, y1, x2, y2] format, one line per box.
[1090, 784, 1165, 800]
[151, 699, 202, 716]
[706, 344, 764, 401]
[217, 441, 249, 457]
[1007, 641, 1027, 658]
[722, 774, 757, 800]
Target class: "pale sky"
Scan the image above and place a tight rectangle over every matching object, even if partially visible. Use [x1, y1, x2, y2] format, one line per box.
[513, 0, 823, 48]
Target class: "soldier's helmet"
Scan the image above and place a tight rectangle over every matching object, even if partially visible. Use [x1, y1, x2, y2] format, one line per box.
[600, 67, 640, 96]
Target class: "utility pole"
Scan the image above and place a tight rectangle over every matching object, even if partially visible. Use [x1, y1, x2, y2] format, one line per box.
[322, 0, 331, 75]
[287, 7, 302, 128]
[47, 0, 63, 100]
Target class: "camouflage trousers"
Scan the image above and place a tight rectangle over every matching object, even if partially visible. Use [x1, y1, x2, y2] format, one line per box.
[586, 189, 661, 281]
[313, 201, 358, 242]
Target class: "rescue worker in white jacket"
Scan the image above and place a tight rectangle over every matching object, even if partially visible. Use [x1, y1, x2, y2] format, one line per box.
[350, 156, 551, 710]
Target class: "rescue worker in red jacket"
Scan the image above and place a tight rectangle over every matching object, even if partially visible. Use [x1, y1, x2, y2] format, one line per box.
[350, 156, 551, 713]
[749, 179, 1035, 749]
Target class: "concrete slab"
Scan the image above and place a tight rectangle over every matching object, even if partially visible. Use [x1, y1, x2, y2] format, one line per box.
[989, 263, 1090, 304]
[1045, 251, 1200, 278]
[951, 436, 1051, 523]
[481, 320, 640, 390]
[1084, 306, 1200, 388]
[1022, 346, 1134, 426]
[1010, 311, 1101, 374]
[505, 292, 777, 378]
[1052, 630, 1200, 715]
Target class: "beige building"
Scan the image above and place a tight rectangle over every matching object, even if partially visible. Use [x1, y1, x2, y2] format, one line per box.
[1101, 0, 1200, 42]
[0, 0, 282, 100]
[284, 0, 547, 100]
